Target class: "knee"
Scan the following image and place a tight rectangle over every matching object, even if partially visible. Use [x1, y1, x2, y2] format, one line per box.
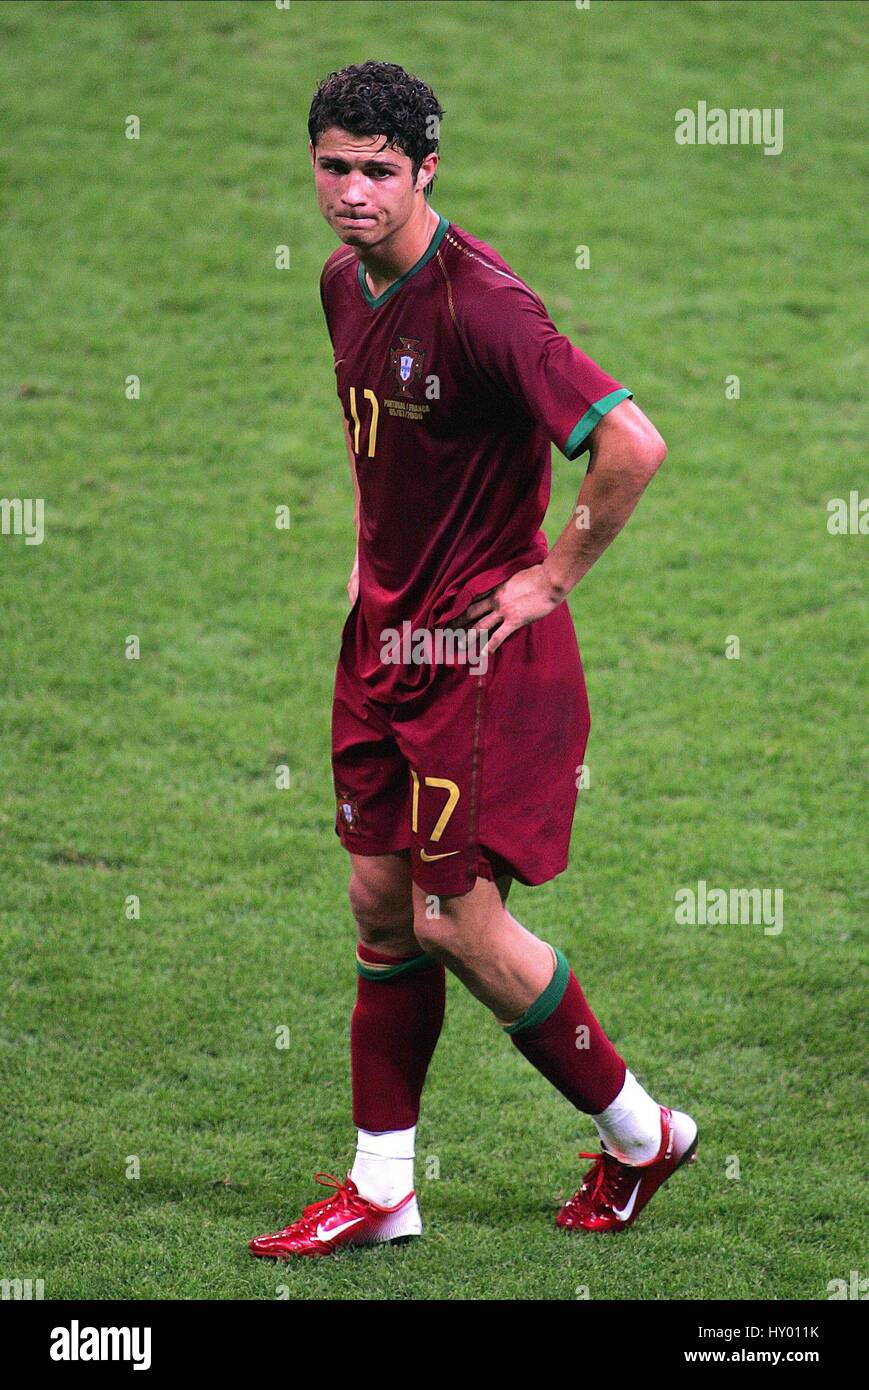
[412, 900, 465, 964]
[348, 868, 414, 949]
[412, 876, 506, 963]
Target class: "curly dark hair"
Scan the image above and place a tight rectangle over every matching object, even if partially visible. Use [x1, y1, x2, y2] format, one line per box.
[308, 60, 444, 200]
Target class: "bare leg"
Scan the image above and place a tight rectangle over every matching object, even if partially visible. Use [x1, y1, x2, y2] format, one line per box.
[412, 874, 553, 1020]
[348, 850, 418, 955]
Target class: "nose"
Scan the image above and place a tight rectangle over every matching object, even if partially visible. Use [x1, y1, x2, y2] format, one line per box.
[340, 169, 371, 209]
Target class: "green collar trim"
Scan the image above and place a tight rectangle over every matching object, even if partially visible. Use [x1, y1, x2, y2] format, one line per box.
[357, 212, 449, 310]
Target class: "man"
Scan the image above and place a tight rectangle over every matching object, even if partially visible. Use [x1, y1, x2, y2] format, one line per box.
[250, 60, 697, 1260]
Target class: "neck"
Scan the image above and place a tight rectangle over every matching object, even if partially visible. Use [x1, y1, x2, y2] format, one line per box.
[360, 202, 440, 297]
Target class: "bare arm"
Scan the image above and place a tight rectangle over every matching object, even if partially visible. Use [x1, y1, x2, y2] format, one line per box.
[460, 398, 667, 654]
[542, 397, 667, 599]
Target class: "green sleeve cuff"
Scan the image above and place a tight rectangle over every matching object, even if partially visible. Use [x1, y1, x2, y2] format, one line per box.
[563, 388, 633, 460]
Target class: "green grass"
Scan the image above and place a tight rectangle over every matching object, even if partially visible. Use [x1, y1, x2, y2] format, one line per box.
[0, 0, 865, 1300]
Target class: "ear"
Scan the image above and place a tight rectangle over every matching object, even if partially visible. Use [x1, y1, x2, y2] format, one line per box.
[416, 151, 439, 193]
[309, 139, 316, 170]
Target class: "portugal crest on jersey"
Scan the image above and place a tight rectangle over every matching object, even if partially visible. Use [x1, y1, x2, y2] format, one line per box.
[390, 337, 425, 395]
[336, 791, 360, 832]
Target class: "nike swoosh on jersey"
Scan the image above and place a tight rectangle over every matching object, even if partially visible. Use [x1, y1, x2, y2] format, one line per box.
[419, 849, 460, 862]
[316, 1216, 365, 1243]
[612, 1180, 642, 1223]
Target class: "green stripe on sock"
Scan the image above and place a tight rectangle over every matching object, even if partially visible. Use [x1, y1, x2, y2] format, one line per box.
[356, 952, 439, 982]
[504, 947, 570, 1036]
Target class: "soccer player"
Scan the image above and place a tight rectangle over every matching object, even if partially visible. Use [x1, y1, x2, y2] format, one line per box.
[250, 61, 698, 1259]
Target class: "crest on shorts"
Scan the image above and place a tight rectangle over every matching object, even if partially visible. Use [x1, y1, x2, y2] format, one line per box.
[389, 336, 425, 395]
[337, 791, 360, 832]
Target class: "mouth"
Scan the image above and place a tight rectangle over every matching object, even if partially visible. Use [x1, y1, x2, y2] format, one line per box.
[336, 215, 375, 226]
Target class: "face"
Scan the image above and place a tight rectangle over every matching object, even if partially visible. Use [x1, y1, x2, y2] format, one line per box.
[310, 127, 438, 246]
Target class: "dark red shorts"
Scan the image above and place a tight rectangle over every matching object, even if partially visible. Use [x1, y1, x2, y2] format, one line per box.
[331, 601, 591, 897]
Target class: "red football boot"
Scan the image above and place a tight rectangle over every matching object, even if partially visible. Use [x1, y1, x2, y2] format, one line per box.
[248, 1172, 421, 1259]
[557, 1106, 699, 1233]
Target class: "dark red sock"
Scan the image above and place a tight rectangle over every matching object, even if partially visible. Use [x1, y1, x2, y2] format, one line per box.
[351, 943, 446, 1131]
[508, 950, 626, 1113]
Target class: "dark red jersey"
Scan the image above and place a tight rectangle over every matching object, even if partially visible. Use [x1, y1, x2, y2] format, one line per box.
[319, 210, 631, 703]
